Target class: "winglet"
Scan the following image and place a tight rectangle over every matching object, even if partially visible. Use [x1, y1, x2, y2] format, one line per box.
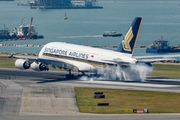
[9, 54, 14, 58]
[116, 17, 142, 56]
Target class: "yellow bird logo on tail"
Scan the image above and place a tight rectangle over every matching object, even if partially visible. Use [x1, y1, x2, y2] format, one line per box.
[122, 27, 133, 52]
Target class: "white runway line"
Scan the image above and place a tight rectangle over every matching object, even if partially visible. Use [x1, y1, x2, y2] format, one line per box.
[151, 79, 180, 82]
[76, 80, 179, 88]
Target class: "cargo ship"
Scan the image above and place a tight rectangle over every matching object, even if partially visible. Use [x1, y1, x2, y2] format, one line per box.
[30, 0, 103, 9]
[0, 17, 44, 41]
[146, 37, 180, 53]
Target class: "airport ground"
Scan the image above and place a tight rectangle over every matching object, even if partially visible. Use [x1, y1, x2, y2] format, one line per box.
[1, 68, 180, 120]
[1, 55, 180, 119]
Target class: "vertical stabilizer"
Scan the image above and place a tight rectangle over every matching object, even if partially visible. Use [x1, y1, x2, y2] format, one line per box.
[116, 17, 142, 56]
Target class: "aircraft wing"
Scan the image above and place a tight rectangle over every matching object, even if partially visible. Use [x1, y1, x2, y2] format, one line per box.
[9, 54, 79, 71]
[133, 54, 180, 63]
[9, 54, 38, 60]
[9, 54, 96, 72]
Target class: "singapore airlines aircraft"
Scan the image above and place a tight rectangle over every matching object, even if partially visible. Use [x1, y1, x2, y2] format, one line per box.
[10, 17, 178, 80]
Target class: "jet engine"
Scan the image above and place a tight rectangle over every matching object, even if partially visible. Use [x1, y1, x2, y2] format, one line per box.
[15, 59, 31, 70]
[31, 62, 49, 71]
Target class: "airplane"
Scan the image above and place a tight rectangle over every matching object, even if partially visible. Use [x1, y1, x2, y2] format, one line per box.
[9, 17, 179, 80]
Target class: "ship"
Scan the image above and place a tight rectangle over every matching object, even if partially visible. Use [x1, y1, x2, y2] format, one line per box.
[103, 31, 122, 37]
[146, 36, 180, 53]
[17, 0, 30, 6]
[0, 25, 17, 40]
[16, 17, 44, 39]
[29, 0, 103, 9]
[0, 17, 44, 41]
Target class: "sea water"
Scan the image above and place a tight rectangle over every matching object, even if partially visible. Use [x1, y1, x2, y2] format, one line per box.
[0, 0, 180, 57]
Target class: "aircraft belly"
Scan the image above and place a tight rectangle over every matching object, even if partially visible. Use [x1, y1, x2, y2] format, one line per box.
[65, 59, 96, 72]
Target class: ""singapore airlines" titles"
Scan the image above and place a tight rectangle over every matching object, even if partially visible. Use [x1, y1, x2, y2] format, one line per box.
[43, 47, 89, 59]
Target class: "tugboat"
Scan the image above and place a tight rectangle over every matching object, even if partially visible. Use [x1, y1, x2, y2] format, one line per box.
[103, 31, 122, 37]
[146, 36, 180, 53]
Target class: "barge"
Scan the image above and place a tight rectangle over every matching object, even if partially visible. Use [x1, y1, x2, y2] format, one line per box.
[146, 37, 180, 53]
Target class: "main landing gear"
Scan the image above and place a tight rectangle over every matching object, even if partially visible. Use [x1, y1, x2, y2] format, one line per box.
[78, 73, 103, 78]
[66, 69, 74, 79]
[65, 70, 104, 79]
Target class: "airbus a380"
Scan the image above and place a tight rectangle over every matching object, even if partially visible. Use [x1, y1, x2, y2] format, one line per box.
[10, 17, 178, 80]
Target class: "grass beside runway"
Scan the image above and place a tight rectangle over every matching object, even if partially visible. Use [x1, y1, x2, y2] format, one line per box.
[0, 56, 16, 68]
[150, 63, 180, 78]
[75, 87, 180, 114]
[0, 56, 58, 70]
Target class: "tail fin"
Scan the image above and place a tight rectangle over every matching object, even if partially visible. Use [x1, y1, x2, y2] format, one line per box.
[116, 17, 142, 56]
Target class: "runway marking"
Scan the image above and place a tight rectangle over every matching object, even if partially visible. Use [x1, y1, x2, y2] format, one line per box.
[151, 79, 180, 82]
[76, 80, 179, 88]
[25, 85, 31, 111]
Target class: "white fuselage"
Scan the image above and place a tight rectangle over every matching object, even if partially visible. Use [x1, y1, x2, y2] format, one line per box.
[38, 42, 137, 72]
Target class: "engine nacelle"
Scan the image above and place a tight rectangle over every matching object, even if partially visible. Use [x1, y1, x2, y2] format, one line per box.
[15, 59, 30, 70]
[31, 62, 49, 71]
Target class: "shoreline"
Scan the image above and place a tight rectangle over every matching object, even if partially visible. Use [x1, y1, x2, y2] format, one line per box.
[0, 52, 37, 56]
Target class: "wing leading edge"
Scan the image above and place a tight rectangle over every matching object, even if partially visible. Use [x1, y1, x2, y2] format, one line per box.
[134, 54, 180, 63]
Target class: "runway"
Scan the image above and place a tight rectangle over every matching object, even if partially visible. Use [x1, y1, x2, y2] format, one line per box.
[0, 68, 180, 120]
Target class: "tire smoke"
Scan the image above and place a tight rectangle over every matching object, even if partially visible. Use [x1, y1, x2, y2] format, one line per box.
[79, 64, 152, 81]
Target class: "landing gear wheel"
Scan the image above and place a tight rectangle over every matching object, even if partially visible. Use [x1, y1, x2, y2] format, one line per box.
[66, 74, 74, 79]
[77, 72, 89, 78]
[66, 69, 74, 79]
